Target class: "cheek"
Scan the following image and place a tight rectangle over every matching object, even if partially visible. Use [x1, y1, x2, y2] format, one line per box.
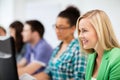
[55, 30, 60, 34]
[11, 32, 15, 38]
[10, 30, 15, 36]
[92, 31, 97, 40]
[82, 32, 89, 38]
[90, 32, 98, 45]
[10, 32, 14, 37]
[25, 32, 30, 36]
[93, 35, 97, 41]
[22, 32, 28, 39]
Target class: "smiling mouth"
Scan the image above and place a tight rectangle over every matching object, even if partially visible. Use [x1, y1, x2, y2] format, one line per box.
[82, 40, 88, 45]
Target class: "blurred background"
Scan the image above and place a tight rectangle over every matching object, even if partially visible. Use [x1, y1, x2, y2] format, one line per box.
[0, 0, 120, 48]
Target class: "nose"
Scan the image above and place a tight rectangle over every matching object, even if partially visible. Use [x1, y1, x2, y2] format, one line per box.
[55, 28, 63, 33]
[78, 33, 84, 39]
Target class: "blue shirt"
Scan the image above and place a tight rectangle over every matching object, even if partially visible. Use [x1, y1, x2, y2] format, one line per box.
[45, 39, 87, 80]
[24, 38, 53, 74]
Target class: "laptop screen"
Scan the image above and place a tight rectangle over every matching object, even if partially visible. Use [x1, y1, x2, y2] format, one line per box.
[0, 36, 19, 80]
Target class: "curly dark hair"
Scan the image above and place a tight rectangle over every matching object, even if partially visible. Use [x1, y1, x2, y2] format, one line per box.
[58, 6, 81, 27]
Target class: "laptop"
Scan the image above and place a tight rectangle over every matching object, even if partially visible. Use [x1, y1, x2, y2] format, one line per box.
[0, 36, 19, 80]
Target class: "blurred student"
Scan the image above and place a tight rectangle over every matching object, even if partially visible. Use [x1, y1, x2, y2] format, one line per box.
[18, 20, 53, 76]
[0, 26, 6, 36]
[77, 9, 120, 80]
[9, 21, 25, 62]
[34, 6, 87, 80]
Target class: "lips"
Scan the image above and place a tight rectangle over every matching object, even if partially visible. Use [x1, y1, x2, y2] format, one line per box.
[82, 39, 88, 45]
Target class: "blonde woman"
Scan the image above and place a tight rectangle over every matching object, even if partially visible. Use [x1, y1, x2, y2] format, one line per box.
[77, 9, 120, 80]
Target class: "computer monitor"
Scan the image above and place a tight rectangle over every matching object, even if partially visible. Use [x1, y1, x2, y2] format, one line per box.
[0, 36, 19, 80]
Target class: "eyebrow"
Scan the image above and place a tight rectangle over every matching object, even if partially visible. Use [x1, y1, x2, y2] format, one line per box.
[56, 24, 67, 27]
[79, 26, 88, 31]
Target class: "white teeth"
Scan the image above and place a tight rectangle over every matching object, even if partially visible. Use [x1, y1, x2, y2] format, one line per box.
[82, 40, 87, 44]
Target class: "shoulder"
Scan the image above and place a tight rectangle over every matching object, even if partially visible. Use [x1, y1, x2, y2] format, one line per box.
[67, 39, 80, 56]
[106, 48, 120, 79]
[38, 39, 52, 49]
[87, 52, 97, 62]
[72, 38, 79, 45]
[108, 48, 120, 65]
[69, 38, 80, 50]
[109, 48, 120, 58]
[38, 39, 48, 46]
[70, 39, 87, 59]
[110, 47, 120, 53]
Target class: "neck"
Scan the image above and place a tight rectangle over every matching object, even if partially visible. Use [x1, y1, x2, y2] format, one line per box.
[95, 45, 104, 59]
[63, 36, 74, 45]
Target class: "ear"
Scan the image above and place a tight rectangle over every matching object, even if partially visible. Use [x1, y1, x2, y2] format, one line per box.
[32, 31, 37, 36]
[32, 31, 41, 38]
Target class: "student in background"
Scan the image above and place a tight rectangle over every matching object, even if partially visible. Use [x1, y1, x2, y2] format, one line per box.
[18, 20, 53, 76]
[77, 9, 120, 80]
[34, 6, 87, 80]
[9, 21, 25, 62]
[0, 26, 6, 36]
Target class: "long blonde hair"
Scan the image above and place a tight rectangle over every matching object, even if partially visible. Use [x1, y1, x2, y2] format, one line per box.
[76, 9, 120, 53]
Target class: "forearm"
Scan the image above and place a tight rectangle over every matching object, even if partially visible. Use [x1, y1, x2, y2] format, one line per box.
[33, 72, 50, 80]
[17, 63, 25, 68]
[17, 58, 27, 68]
[18, 62, 42, 76]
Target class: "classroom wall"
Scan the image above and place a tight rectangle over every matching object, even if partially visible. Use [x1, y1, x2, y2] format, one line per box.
[0, 0, 120, 47]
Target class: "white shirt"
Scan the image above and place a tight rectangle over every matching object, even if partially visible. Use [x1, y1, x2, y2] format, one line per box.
[91, 77, 96, 80]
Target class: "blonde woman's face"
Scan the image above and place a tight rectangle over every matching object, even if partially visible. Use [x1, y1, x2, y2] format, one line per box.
[78, 18, 98, 49]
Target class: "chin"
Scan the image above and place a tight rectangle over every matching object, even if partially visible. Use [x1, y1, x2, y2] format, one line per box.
[83, 46, 90, 49]
[23, 39, 27, 43]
